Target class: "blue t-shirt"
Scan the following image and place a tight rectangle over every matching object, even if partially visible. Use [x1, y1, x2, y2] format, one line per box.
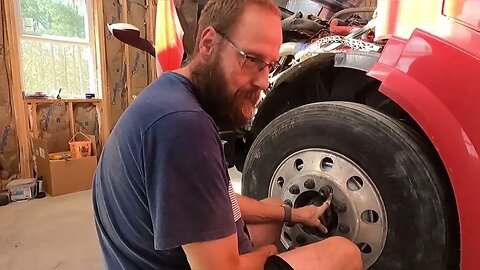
[92, 72, 254, 270]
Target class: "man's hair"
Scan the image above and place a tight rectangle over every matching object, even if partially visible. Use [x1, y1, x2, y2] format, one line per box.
[193, 0, 280, 54]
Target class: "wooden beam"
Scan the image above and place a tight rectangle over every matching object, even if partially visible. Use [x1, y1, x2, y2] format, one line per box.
[31, 103, 38, 138]
[93, 0, 111, 146]
[68, 101, 75, 137]
[4, 0, 32, 178]
[122, 0, 133, 106]
[24, 98, 102, 104]
[146, 0, 157, 82]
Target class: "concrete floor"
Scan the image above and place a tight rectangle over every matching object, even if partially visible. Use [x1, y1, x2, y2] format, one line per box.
[0, 169, 242, 270]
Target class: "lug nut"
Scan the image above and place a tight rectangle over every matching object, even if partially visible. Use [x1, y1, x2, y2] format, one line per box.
[338, 224, 350, 234]
[333, 203, 347, 212]
[304, 179, 315, 189]
[319, 185, 333, 197]
[283, 199, 293, 207]
[296, 234, 306, 244]
[289, 185, 300, 195]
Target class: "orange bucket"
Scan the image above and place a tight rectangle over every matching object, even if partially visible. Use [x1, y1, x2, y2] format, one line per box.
[69, 132, 92, 159]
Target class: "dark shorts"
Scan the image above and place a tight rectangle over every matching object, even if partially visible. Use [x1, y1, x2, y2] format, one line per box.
[264, 255, 294, 270]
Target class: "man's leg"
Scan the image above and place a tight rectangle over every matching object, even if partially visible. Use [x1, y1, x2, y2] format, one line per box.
[246, 197, 283, 248]
[278, 236, 362, 270]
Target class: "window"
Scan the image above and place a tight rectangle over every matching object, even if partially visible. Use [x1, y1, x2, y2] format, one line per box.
[17, 0, 97, 99]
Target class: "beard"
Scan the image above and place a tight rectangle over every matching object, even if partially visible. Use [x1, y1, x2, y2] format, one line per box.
[191, 52, 261, 130]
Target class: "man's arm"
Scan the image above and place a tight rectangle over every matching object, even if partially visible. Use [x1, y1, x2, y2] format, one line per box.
[183, 233, 278, 270]
[236, 193, 332, 233]
[236, 194, 284, 224]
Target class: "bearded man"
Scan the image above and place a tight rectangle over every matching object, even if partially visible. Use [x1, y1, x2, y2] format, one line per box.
[93, 1, 362, 269]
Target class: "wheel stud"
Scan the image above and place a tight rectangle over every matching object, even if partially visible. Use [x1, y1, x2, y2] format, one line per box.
[289, 185, 300, 195]
[333, 203, 347, 212]
[284, 199, 292, 207]
[304, 179, 315, 189]
[296, 234, 306, 244]
[338, 224, 350, 234]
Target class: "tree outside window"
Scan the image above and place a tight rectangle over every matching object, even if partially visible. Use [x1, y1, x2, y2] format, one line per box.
[18, 0, 97, 99]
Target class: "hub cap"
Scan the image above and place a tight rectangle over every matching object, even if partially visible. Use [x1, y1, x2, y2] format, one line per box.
[269, 149, 387, 268]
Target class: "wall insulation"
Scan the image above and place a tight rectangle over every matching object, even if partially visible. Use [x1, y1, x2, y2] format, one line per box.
[0, 1, 20, 188]
[29, 101, 100, 154]
[102, 0, 151, 132]
[128, 0, 150, 99]
[73, 103, 101, 152]
[36, 103, 72, 153]
[103, 0, 128, 131]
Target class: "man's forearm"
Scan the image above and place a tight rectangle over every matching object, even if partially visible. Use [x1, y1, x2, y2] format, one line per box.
[236, 194, 285, 224]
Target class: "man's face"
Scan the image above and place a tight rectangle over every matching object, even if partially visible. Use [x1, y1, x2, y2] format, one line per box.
[192, 4, 282, 130]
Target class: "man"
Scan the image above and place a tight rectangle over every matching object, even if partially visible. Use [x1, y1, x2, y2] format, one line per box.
[93, 0, 362, 269]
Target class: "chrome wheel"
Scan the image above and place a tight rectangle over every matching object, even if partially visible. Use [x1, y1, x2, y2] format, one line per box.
[269, 148, 387, 268]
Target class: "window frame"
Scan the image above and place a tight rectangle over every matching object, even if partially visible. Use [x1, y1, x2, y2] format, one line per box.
[14, 0, 99, 99]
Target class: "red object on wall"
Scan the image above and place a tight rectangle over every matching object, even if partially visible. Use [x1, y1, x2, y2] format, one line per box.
[155, 0, 184, 73]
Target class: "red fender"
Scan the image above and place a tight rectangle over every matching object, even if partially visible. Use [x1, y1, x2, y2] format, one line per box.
[368, 28, 480, 269]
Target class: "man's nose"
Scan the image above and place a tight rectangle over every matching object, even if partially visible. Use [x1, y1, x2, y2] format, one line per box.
[252, 68, 270, 91]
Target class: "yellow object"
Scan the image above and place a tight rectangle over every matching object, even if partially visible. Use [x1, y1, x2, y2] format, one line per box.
[48, 154, 63, 160]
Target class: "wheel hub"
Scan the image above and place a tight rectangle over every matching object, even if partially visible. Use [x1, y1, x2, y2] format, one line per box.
[269, 149, 388, 269]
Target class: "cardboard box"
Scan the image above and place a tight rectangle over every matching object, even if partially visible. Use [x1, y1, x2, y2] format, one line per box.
[32, 135, 97, 197]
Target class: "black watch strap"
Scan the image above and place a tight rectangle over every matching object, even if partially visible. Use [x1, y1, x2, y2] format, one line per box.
[282, 205, 292, 223]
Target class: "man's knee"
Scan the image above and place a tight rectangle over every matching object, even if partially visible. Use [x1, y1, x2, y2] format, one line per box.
[324, 236, 362, 269]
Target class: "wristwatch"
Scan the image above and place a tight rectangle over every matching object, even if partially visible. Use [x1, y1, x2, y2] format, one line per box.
[282, 204, 292, 223]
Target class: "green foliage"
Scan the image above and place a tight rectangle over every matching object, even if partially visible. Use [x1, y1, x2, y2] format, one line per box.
[20, 0, 86, 39]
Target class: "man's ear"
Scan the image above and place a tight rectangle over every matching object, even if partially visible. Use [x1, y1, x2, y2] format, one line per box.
[198, 27, 216, 60]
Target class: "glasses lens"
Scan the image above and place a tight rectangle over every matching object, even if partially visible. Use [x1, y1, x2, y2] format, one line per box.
[242, 57, 264, 72]
[243, 56, 278, 74]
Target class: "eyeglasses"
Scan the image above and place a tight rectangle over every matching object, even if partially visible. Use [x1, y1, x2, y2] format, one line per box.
[214, 28, 279, 73]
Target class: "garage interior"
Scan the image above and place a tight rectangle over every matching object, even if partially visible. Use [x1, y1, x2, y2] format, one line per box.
[0, 0, 478, 269]
[3, 0, 246, 268]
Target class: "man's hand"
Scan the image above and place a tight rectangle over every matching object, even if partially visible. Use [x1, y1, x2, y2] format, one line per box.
[291, 193, 333, 233]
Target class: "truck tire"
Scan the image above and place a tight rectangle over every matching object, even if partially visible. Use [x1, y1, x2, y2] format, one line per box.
[242, 102, 459, 269]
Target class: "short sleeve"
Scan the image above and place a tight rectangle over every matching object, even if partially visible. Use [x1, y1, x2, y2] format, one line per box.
[142, 111, 236, 250]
